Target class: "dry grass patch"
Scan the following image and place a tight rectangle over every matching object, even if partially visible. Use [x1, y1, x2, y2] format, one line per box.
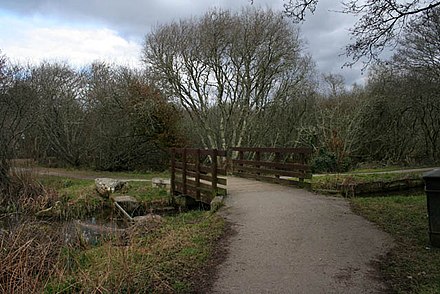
[44, 211, 225, 293]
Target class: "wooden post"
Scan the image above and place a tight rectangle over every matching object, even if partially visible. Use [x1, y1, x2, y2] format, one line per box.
[255, 150, 261, 177]
[195, 149, 201, 200]
[238, 150, 244, 174]
[182, 148, 187, 195]
[274, 152, 281, 179]
[212, 149, 218, 198]
[299, 151, 305, 187]
[170, 148, 176, 196]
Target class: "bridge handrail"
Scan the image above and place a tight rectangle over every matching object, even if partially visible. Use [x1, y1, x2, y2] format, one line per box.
[231, 147, 312, 188]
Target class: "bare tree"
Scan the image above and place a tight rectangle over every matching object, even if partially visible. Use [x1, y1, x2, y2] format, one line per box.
[0, 54, 36, 191]
[85, 62, 182, 170]
[30, 62, 89, 167]
[143, 8, 314, 150]
[393, 7, 440, 79]
[280, 0, 440, 66]
[321, 73, 346, 98]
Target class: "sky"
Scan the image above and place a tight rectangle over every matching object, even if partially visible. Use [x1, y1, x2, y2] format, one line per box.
[0, 0, 366, 86]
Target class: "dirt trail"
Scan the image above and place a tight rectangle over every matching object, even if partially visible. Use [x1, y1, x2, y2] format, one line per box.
[212, 177, 393, 293]
[14, 167, 151, 182]
[314, 166, 439, 177]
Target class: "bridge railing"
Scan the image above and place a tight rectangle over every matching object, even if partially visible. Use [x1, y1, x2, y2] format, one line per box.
[230, 147, 312, 188]
[170, 148, 227, 204]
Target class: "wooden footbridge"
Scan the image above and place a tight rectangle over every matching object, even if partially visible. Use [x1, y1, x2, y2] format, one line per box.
[170, 147, 313, 205]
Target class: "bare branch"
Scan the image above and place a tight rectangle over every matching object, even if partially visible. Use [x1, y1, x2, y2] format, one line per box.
[282, 0, 440, 67]
[283, 0, 319, 22]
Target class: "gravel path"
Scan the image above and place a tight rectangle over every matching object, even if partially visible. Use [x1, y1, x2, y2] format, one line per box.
[212, 177, 394, 294]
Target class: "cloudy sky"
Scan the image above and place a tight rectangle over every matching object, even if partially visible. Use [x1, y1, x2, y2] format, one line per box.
[0, 0, 365, 85]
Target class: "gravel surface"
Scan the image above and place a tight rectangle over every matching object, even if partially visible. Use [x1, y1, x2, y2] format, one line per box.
[211, 177, 394, 294]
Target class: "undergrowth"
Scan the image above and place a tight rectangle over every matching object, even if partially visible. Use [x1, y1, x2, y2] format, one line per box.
[1, 171, 225, 293]
[311, 172, 423, 191]
[38, 211, 222, 293]
[0, 221, 64, 293]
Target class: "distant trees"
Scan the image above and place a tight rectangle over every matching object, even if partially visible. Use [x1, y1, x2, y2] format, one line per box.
[355, 8, 440, 163]
[0, 57, 182, 172]
[0, 53, 37, 189]
[2, 5, 440, 175]
[84, 63, 183, 170]
[143, 8, 315, 150]
[29, 62, 89, 166]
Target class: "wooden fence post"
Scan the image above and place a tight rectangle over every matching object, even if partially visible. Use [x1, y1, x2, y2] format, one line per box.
[255, 150, 261, 176]
[170, 148, 176, 196]
[182, 148, 187, 195]
[274, 152, 281, 179]
[299, 151, 305, 187]
[195, 149, 201, 200]
[212, 149, 218, 196]
[238, 150, 244, 174]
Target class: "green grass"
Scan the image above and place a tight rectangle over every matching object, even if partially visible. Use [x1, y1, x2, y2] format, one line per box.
[44, 211, 225, 293]
[351, 165, 435, 173]
[121, 181, 170, 203]
[36, 167, 169, 180]
[38, 176, 94, 193]
[36, 175, 172, 218]
[350, 193, 440, 293]
[351, 167, 405, 173]
[36, 176, 106, 219]
[310, 172, 423, 192]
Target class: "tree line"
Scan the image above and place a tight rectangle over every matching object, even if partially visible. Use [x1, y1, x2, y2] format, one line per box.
[1, 7, 439, 184]
[0, 60, 183, 180]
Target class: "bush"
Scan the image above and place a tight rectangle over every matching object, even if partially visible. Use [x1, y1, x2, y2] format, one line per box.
[311, 149, 352, 173]
[311, 149, 337, 173]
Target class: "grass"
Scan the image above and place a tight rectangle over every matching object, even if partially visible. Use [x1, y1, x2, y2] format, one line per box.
[0, 221, 64, 294]
[310, 172, 423, 192]
[351, 164, 436, 174]
[351, 166, 409, 173]
[350, 193, 440, 293]
[120, 181, 170, 203]
[35, 176, 172, 219]
[31, 166, 169, 180]
[2, 169, 226, 293]
[36, 176, 107, 219]
[43, 211, 225, 293]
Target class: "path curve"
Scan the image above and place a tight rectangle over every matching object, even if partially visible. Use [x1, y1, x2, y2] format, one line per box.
[212, 177, 393, 293]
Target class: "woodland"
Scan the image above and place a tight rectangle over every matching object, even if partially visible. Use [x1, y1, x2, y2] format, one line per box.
[1, 4, 439, 185]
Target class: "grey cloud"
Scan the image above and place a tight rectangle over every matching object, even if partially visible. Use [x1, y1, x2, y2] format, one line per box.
[298, 0, 359, 85]
[0, 0, 256, 36]
[0, 0, 363, 85]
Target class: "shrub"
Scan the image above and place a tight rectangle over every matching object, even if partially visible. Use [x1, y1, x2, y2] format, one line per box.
[311, 149, 352, 173]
